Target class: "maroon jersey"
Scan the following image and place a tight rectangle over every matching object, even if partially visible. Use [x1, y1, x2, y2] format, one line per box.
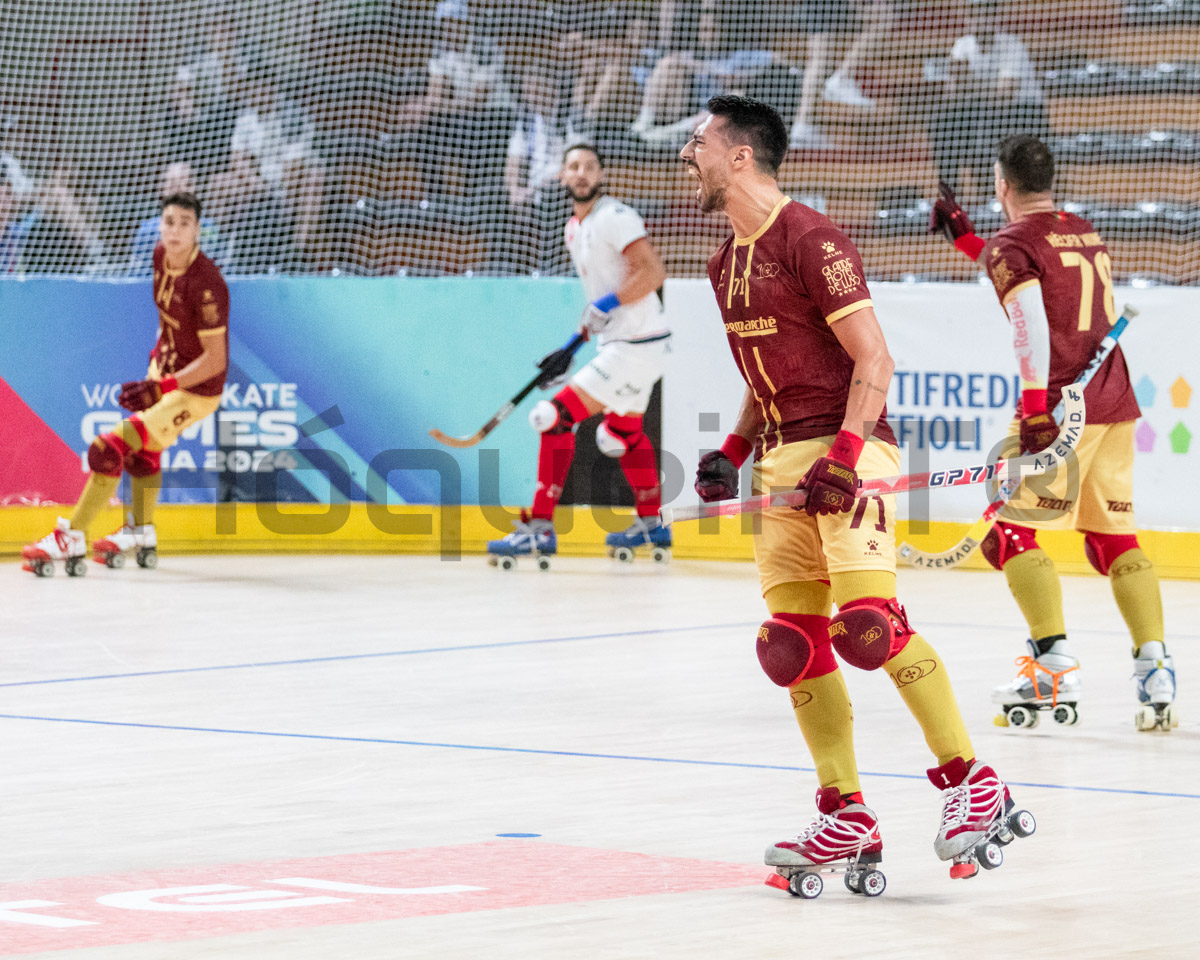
[707, 197, 896, 458]
[982, 211, 1139, 424]
[151, 244, 229, 397]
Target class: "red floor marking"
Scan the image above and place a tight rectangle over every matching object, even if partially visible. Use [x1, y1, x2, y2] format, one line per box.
[0, 842, 764, 954]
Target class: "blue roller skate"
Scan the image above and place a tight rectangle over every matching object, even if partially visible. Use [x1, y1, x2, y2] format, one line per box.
[1133, 644, 1178, 731]
[605, 516, 672, 564]
[487, 514, 556, 571]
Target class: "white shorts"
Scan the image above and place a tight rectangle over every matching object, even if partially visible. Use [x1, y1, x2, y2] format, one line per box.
[571, 338, 668, 416]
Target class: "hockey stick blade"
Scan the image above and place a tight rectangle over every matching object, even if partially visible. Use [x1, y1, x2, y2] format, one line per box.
[662, 384, 1085, 525]
[899, 306, 1133, 568]
[428, 333, 586, 448]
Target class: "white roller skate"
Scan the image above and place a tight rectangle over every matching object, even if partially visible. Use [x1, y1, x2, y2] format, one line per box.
[1133, 643, 1178, 731]
[486, 514, 556, 571]
[21, 517, 88, 578]
[992, 639, 1081, 728]
[92, 519, 158, 570]
[929, 757, 1035, 880]
[764, 786, 886, 899]
[605, 516, 672, 564]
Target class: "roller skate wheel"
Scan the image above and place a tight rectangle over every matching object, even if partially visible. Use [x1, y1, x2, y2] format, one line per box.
[536, 555, 551, 571]
[1134, 705, 1158, 731]
[790, 872, 823, 899]
[1008, 809, 1036, 838]
[976, 841, 1003, 870]
[1052, 703, 1078, 726]
[65, 557, 88, 577]
[949, 861, 978, 880]
[859, 868, 886, 897]
[764, 872, 790, 891]
[137, 548, 157, 569]
[106, 551, 126, 569]
[843, 871, 862, 894]
[499, 556, 516, 571]
[1006, 705, 1038, 729]
[651, 546, 670, 563]
[613, 546, 634, 564]
[1163, 704, 1179, 729]
[35, 560, 55, 578]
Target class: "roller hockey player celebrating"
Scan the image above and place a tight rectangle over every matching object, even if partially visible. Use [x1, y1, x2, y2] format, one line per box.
[931, 134, 1177, 732]
[22, 193, 228, 576]
[684, 95, 1033, 893]
[488, 144, 671, 567]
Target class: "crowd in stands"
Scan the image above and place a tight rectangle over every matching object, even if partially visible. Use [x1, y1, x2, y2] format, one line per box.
[1, 0, 1198, 280]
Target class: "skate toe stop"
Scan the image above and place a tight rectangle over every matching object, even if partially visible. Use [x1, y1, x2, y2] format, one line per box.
[764, 873, 790, 890]
[992, 713, 1010, 727]
[949, 862, 978, 880]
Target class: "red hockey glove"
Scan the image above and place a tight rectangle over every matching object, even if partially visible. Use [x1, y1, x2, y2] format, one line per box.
[118, 376, 177, 412]
[795, 430, 862, 516]
[930, 181, 985, 261]
[694, 434, 752, 502]
[1018, 389, 1056, 453]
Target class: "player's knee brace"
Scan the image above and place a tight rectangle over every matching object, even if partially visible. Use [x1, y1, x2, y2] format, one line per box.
[529, 387, 587, 436]
[829, 597, 914, 671]
[87, 433, 128, 477]
[1083, 532, 1140, 576]
[124, 448, 162, 478]
[980, 522, 1040, 571]
[756, 617, 821, 687]
[596, 414, 644, 458]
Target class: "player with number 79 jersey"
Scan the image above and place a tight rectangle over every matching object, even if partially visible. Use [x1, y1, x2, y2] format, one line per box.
[931, 133, 1173, 731]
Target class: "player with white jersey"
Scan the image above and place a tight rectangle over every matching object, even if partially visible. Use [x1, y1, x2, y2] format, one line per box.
[487, 143, 671, 564]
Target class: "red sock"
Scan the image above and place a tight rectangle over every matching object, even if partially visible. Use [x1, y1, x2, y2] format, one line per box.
[531, 431, 575, 521]
[609, 414, 661, 517]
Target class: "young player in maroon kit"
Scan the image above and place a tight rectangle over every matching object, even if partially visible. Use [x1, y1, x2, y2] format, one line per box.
[931, 134, 1176, 731]
[683, 96, 1033, 893]
[22, 193, 229, 576]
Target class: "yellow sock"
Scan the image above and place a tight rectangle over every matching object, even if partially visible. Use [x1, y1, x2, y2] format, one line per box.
[884, 634, 974, 766]
[1003, 549, 1066, 641]
[1108, 548, 1165, 654]
[69, 473, 120, 535]
[132, 470, 163, 527]
[789, 669, 860, 795]
[766, 581, 859, 794]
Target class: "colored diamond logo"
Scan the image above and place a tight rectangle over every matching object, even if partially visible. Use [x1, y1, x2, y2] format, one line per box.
[1169, 422, 1191, 453]
[1134, 375, 1156, 409]
[1171, 377, 1192, 408]
[1135, 421, 1156, 453]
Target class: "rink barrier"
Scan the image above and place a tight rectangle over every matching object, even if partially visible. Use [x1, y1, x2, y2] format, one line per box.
[2, 504, 1197, 579]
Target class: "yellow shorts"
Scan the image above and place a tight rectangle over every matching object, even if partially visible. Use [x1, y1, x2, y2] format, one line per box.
[752, 437, 902, 595]
[998, 420, 1136, 533]
[136, 388, 221, 451]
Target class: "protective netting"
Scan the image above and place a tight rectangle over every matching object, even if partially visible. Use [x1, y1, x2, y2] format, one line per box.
[2, 0, 1198, 282]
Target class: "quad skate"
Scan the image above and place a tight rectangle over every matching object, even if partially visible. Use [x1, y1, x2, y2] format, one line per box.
[763, 787, 887, 899]
[486, 514, 556, 571]
[992, 640, 1080, 728]
[92, 519, 158, 570]
[22, 517, 88, 578]
[605, 516, 671, 564]
[929, 757, 1035, 880]
[1133, 648, 1178, 731]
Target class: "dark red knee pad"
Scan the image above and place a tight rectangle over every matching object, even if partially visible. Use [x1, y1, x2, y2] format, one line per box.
[980, 522, 1040, 571]
[124, 447, 162, 478]
[87, 433, 128, 477]
[1083, 532, 1140, 576]
[757, 616, 823, 687]
[829, 597, 914, 671]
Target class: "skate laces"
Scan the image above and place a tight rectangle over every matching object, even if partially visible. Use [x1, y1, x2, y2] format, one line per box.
[939, 785, 971, 830]
[1012, 655, 1078, 703]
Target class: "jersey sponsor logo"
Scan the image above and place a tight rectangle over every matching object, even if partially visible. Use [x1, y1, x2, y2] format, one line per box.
[1107, 500, 1133, 512]
[990, 256, 1014, 293]
[820, 241, 843, 260]
[1036, 496, 1074, 512]
[755, 261, 780, 279]
[821, 258, 861, 297]
[724, 315, 778, 338]
[826, 463, 855, 483]
[1045, 232, 1105, 249]
[890, 659, 936, 688]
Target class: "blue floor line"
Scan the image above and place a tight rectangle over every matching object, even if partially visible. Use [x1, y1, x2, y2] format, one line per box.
[0, 621, 758, 689]
[1, 712, 1196, 801]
